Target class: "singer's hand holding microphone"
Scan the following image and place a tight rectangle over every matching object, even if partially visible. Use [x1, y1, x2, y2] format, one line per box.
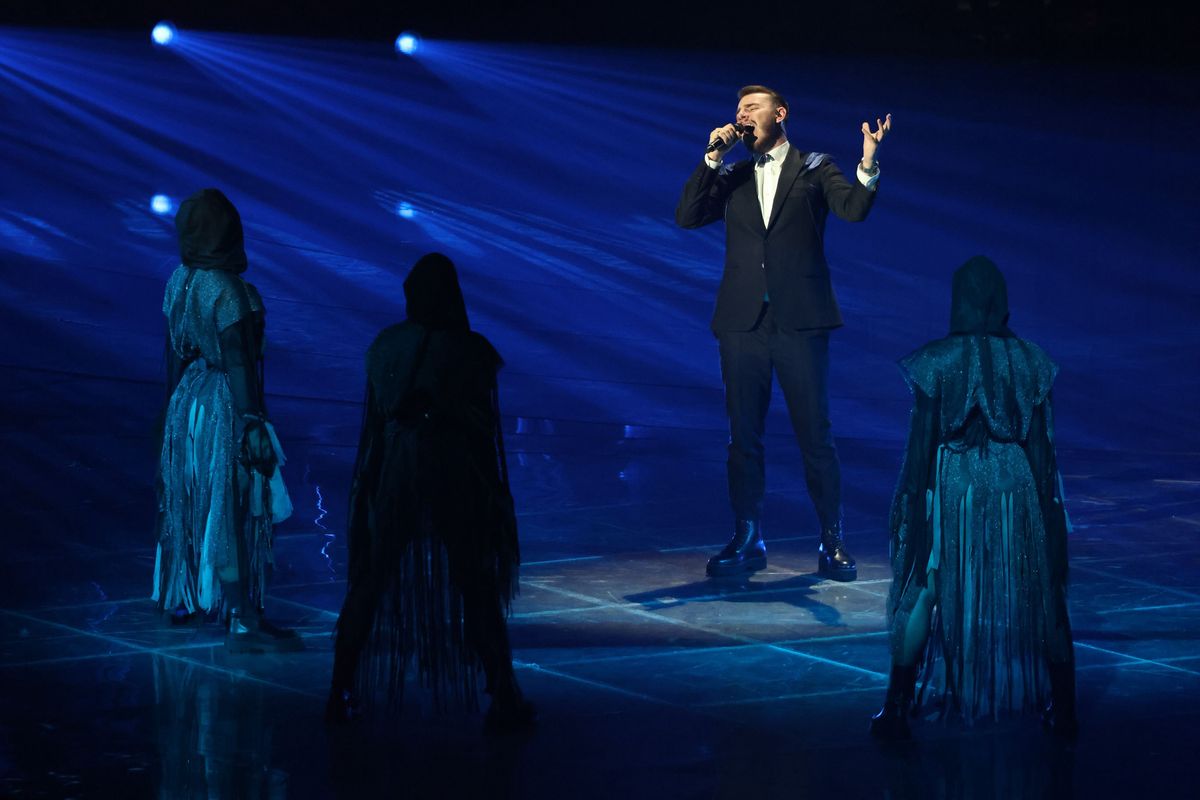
[705, 123, 748, 159]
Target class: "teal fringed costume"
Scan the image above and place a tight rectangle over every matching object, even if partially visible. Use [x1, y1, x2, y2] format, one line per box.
[153, 189, 287, 617]
[872, 256, 1076, 738]
[153, 189, 295, 653]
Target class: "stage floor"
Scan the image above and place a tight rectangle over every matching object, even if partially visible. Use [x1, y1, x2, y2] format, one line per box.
[3, 422, 1199, 797]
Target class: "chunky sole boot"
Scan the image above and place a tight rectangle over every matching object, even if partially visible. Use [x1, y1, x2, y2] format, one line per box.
[707, 552, 767, 577]
[706, 519, 767, 577]
[817, 556, 857, 582]
[818, 521, 857, 582]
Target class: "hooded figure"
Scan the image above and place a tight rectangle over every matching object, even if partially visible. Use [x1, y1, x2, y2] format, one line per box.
[948, 254, 1014, 337]
[870, 256, 1076, 740]
[327, 253, 533, 730]
[154, 189, 296, 652]
[174, 187, 249, 273]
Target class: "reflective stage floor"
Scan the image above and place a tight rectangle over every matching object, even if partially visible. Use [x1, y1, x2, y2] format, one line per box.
[3, 425, 1199, 798]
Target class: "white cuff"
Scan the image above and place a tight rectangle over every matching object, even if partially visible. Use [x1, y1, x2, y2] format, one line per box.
[705, 155, 723, 170]
[857, 163, 880, 191]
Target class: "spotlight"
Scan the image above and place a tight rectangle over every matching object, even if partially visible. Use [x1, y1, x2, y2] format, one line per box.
[394, 32, 421, 56]
[151, 22, 177, 47]
[396, 201, 416, 219]
[151, 194, 174, 215]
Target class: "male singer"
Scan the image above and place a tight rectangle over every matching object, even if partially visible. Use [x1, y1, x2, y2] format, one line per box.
[676, 85, 891, 581]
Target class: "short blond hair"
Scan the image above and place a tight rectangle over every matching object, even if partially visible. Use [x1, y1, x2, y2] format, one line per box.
[738, 85, 789, 115]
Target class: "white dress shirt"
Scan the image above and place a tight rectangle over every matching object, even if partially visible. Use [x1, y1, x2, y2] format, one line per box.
[754, 139, 790, 226]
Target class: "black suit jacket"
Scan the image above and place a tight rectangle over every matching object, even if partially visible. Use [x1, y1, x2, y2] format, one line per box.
[676, 147, 876, 333]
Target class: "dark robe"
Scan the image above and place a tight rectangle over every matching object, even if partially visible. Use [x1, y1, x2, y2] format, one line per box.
[334, 254, 520, 712]
[887, 256, 1073, 722]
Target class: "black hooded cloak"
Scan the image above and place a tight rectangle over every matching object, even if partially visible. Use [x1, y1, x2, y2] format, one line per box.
[337, 253, 519, 711]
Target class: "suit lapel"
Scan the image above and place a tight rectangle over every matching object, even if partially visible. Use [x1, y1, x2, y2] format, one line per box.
[766, 147, 805, 230]
[729, 161, 761, 230]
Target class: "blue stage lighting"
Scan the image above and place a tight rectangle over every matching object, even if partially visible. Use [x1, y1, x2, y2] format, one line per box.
[151, 194, 174, 215]
[151, 22, 177, 47]
[396, 201, 415, 219]
[394, 32, 421, 56]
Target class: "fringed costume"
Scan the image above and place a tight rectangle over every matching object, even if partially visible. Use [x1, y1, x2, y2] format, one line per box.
[328, 253, 530, 728]
[872, 256, 1077, 738]
[152, 189, 295, 652]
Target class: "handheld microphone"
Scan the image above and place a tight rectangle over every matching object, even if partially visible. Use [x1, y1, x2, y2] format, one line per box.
[706, 123, 749, 154]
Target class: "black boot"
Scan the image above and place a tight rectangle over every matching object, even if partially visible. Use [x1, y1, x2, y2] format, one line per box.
[255, 612, 302, 643]
[483, 658, 537, 734]
[1043, 660, 1079, 739]
[221, 565, 302, 654]
[467, 593, 537, 734]
[869, 663, 917, 740]
[706, 519, 767, 577]
[818, 520, 857, 582]
[225, 606, 304, 654]
[324, 625, 365, 726]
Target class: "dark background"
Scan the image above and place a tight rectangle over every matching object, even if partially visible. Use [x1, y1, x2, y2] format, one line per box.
[4, 0, 1198, 65]
[2, 7, 1199, 798]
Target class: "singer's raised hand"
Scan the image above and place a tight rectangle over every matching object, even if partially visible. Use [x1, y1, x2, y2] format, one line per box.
[860, 113, 892, 168]
[706, 124, 740, 160]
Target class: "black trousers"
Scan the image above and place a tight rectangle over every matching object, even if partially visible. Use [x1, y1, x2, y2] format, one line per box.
[716, 303, 842, 528]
